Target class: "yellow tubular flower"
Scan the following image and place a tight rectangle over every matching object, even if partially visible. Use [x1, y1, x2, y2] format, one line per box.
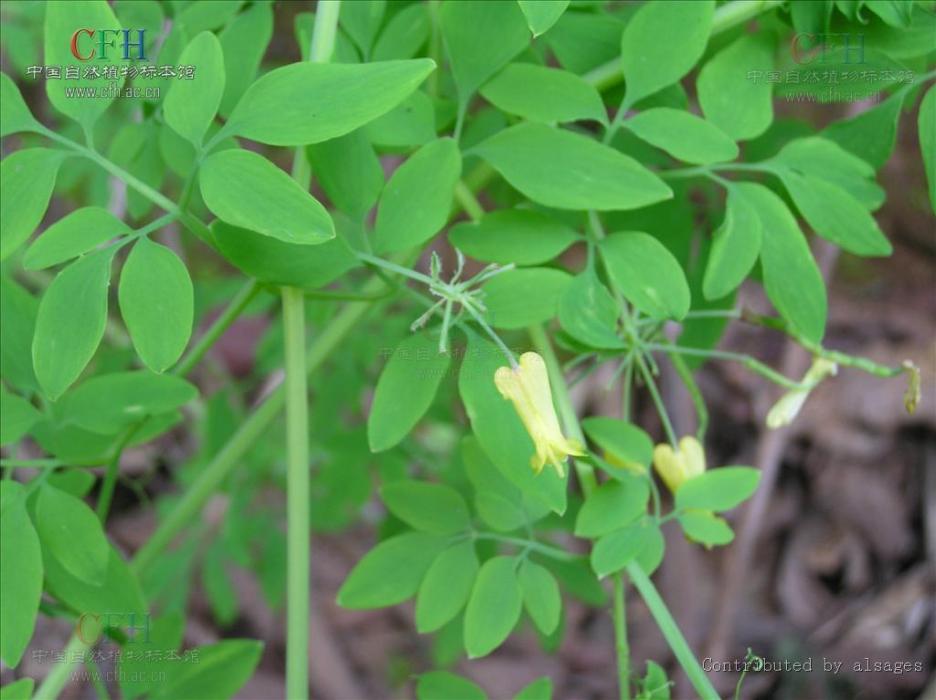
[494, 352, 585, 477]
[652, 435, 706, 493]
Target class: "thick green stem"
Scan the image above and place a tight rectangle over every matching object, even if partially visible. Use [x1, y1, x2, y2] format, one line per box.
[528, 324, 598, 497]
[131, 286, 377, 574]
[613, 573, 631, 700]
[626, 563, 719, 700]
[282, 287, 311, 700]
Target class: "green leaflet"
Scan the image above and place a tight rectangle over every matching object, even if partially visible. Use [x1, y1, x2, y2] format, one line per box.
[581, 417, 653, 470]
[464, 556, 523, 658]
[778, 171, 892, 256]
[415, 540, 479, 633]
[449, 209, 579, 266]
[119, 237, 194, 372]
[737, 182, 827, 343]
[626, 108, 738, 165]
[200, 149, 335, 245]
[0, 482, 42, 668]
[43, 0, 124, 129]
[380, 481, 470, 535]
[473, 123, 672, 211]
[517, 0, 570, 37]
[337, 532, 447, 609]
[558, 270, 623, 350]
[574, 477, 649, 538]
[43, 546, 147, 623]
[697, 33, 775, 141]
[0, 72, 40, 137]
[372, 3, 429, 61]
[821, 88, 907, 170]
[163, 31, 225, 147]
[514, 677, 554, 700]
[57, 370, 198, 435]
[340, 0, 386, 58]
[306, 130, 384, 217]
[32, 249, 115, 400]
[36, 484, 110, 585]
[678, 511, 734, 546]
[768, 136, 884, 210]
[674, 467, 760, 512]
[0, 148, 68, 261]
[482, 267, 572, 330]
[620, 0, 714, 106]
[364, 90, 436, 148]
[219, 59, 435, 146]
[0, 279, 39, 393]
[24, 206, 131, 270]
[590, 519, 663, 578]
[480, 63, 606, 125]
[417, 672, 487, 700]
[368, 333, 452, 452]
[374, 138, 462, 253]
[920, 85, 936, 214]
[599, 232, 690, 320]
[218, 2, 273, 118]
[0, 388, 39, 446]
[148, 639, 263, 700]
[439, 0, 529, 104]
[211, 221, 360, 289]
[176, 0, 243, 34]
[517, 559, 561, 635]
[0, 678, 35, 700]
[703, 185, 763, 300]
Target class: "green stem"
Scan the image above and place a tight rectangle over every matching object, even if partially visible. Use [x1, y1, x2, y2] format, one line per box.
[174, 279, 261, 377]
[0, 458, 62, 470]
[626, 563, 719, 700]
[95, 425, 139, 523]
[454, 180, 484, 222]
[613, 573, 631, 700]
[528, 324, 598, 496]
[635, 353, 678, 447]
[33, 635, 88, 700]
[282, 287, 311, 700]
[645, 342, 807, 390]
[669, 353, 709, 442]
[130, 279, 380, 574]
[473, 533, 581, 562]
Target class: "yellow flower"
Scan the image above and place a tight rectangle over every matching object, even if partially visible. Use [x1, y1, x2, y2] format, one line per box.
[766, 357, 837, 429]
[652, 436, 706, 493]
[494, 352, 585, 477]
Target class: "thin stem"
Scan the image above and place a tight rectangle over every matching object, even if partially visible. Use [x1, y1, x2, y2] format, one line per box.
[462, 302, 517, 367]
[0, 458, 62, 470]
[356, 251, 436, 286]
[626, 563, 719, 700]
[473, 533, 581, 562]
[528, 324, 598, 496]
[645, 342, 807, 390]
[669, 353, 709, 442]
[174, 279, 261, 377]
[635, 353, 678, 447]
[603, 94, 632, 145]
[33, 635, 88, 700]
[95, 425, 139, 523]
[282, 287, 311, 700]
[613, 573, 631, 700]
[454, 180, 484, 222]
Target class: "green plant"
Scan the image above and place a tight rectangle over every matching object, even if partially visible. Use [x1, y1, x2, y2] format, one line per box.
[0, 1, 931, 699]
